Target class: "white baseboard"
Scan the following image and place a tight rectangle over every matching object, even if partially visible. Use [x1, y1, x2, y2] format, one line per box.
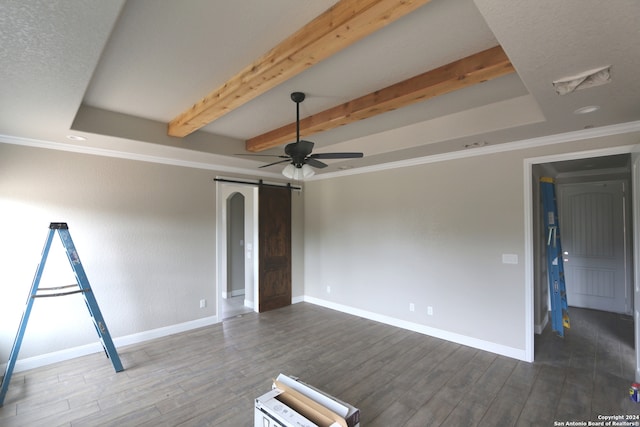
[222, 289, 245, 299]
[303, 296, 528, 362]
[535, 311, 549, 335]
[5, 296, 316, 373]
[2, 315, 219, 373]
[1, 295, 528, 374]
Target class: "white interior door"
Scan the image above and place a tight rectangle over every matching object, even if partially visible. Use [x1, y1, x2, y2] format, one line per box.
[559, 180, 629, 314]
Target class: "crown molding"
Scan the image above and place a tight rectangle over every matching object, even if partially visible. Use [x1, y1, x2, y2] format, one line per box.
[2, 120, 640, 181]
[311, 120, 640, 181]
[0, 133, 281, 179]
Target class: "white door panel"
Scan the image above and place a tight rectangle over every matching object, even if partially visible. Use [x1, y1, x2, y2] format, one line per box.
[559, 181, 628, 314]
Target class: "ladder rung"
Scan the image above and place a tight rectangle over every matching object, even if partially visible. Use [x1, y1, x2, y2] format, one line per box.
[38, 284, 79, 291]
[32, 289, 89, 298]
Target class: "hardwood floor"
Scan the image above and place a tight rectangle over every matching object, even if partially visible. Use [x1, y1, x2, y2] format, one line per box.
[1, 303, 639, 426]
[221, 295, 253, 320]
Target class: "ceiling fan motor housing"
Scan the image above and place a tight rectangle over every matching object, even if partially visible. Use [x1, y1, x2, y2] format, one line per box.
[285, 140, 314, 167]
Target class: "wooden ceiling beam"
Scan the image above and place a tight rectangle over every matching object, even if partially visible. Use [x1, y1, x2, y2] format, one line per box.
[245, 45, 515, 152]
[168, 0, 433, 138]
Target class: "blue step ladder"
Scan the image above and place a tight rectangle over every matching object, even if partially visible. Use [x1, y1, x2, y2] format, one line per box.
[0, 223, 123, 407]
[540, 178, 570, 337]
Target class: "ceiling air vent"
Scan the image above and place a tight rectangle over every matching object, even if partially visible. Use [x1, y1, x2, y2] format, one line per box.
[552, 66, 611, 95]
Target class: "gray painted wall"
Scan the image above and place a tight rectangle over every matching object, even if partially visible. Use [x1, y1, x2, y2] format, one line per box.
[0, 130, 637, 365]
[303, 132, 640, 356]
[0, 144, 218, 359]
[304, 152, 528, 351]
[0, 143, 301, 364]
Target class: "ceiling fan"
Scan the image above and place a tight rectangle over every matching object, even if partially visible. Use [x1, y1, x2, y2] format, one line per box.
[238, 92, 363, 179]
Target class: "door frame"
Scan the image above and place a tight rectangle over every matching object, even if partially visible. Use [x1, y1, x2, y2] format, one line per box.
[633, 152, 640, 381]
[216, 181, 259, 321]
[524, 145, 639, 373]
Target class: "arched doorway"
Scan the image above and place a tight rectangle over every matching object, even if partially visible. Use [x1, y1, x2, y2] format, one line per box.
[223, 192, 251, 318]
[216, 183, 259, 320]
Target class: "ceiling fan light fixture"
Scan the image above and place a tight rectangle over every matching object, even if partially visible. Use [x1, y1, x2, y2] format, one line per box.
[282, 164, 295, 178]
[282, 163, 315, 180]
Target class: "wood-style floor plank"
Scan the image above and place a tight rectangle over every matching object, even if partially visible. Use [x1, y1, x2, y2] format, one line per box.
[0, 303, 639, 426]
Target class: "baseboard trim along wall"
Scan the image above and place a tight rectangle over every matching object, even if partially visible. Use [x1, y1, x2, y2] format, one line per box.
[222, 289, 246, 299]
[304, 296, 528, 362]
[1, 293, 526, 373]
[2, 297, 310, 373]
[535, 311, 549, 335]
[2, 315, 219, 373]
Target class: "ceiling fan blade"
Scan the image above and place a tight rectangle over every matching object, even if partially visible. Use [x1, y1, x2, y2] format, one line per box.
[306, 158, 328, 169]
[235, 153, 289, 158]
[259, 159, 291, 168]
[309, 152, 364, 159]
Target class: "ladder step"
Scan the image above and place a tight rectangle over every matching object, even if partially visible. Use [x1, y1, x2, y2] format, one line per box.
[33, 285, 89, 298]
[38, 284, 79, 291]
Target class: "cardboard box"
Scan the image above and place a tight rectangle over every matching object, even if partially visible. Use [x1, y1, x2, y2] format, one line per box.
[254, 374, 360, 427]
[255, 388, 319, 427]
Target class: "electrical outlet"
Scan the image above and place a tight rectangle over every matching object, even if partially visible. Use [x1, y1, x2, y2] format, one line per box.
[200, 299, 206, 308]
[327, 286, 331, 294]
[427, 306, 433, 316]
[409, 303, 415, 312]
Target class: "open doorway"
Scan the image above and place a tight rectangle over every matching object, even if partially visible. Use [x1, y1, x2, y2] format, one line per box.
[216, 182, 259, 321]
[223, 192, 253, 319]
[530, 153, 635, 379]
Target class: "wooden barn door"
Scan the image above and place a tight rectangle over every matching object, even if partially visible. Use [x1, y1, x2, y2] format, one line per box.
[258, 185, 292, 312]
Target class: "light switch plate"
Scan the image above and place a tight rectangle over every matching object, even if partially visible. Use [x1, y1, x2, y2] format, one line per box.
[502, 254, 518, 264]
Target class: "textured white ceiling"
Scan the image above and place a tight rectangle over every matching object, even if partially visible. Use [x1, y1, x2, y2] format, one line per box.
[1, 0, 639, 176]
